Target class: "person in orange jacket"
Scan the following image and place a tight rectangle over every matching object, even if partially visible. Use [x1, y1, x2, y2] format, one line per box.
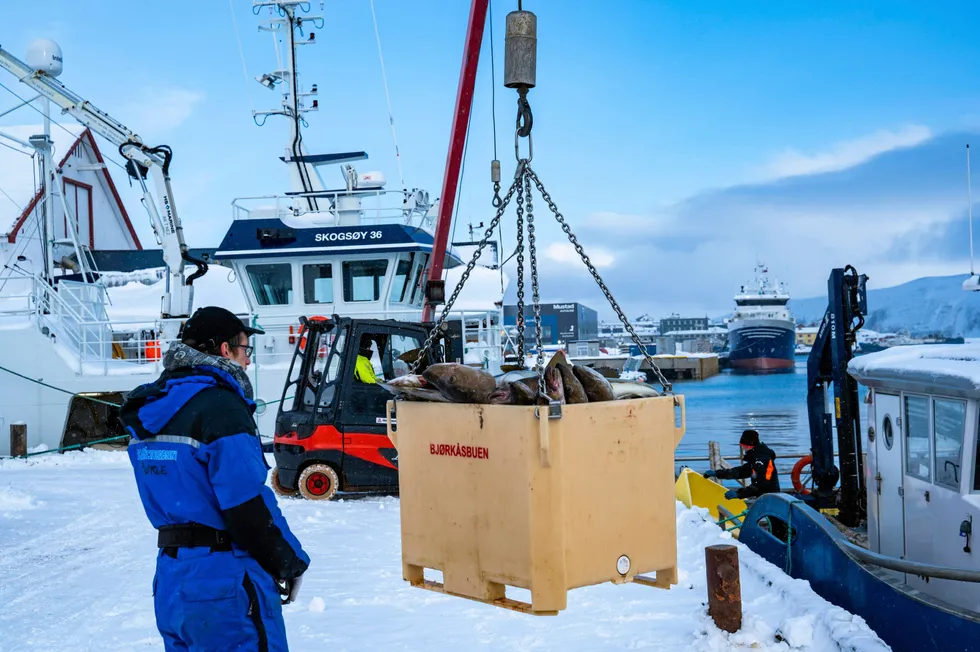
[703, 429, 780, 499]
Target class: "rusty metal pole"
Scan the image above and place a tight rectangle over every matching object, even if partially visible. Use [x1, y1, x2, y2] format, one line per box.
[705, 544, 741, 633]
[10, 422, 27, 457]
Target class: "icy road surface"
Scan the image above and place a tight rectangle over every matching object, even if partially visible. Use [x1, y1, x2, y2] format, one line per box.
[0, 450, 889, 651]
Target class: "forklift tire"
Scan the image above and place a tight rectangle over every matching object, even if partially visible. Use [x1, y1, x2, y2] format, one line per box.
[298, 464, 340, 501]
[271, 467, 298, 497]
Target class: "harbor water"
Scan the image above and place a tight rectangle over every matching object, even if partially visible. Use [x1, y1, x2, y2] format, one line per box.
[671, 359, 868, 478]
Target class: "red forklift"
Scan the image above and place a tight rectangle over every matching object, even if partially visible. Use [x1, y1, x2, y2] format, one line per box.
[271, 0, 498, 500]
[270, 315, 453, 500]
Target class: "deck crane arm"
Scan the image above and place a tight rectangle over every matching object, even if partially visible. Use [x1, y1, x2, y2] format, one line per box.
[804, 265, 869, 527]
[0, 45, 207, 321]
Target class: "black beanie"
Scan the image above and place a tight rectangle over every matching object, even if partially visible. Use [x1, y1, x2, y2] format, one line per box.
[740, 429, 759, 447]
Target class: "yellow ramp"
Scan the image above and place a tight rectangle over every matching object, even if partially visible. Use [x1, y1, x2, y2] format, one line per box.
[675, 468, 747, 533]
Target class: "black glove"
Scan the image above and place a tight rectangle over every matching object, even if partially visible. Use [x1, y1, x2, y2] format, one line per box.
[278, 574, 304, 605]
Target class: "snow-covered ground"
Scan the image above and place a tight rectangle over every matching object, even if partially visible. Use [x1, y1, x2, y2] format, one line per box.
[0, 450, 890, 652]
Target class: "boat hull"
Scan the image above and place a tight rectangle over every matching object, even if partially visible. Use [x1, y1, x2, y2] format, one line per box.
[727, 318, 796, 374]
[740, 493, 980, 652]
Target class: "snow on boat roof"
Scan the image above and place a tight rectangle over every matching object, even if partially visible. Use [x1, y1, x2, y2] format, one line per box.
[848, 342, 980, 399]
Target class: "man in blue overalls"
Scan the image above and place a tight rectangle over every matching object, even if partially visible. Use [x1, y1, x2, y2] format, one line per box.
[121, 306, 310, 651]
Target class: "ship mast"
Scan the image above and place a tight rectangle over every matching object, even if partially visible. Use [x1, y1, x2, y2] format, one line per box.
[252, 1, 324, 212]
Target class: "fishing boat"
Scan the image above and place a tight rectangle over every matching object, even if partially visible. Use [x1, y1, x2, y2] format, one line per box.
[0, 3, 506, 455]
[709, 263, 980, 651]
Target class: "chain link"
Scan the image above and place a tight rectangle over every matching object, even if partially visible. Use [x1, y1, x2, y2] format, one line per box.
[410, 174, 522, 374]
[514, 178, 527, 365]
[526, 166, 673, 394]
[524, 168, 547, 400]
[492, 180, 502, 208]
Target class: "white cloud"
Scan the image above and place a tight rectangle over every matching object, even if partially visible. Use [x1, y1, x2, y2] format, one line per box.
[118, 87, 205, 135]
[759, 124, 933, 181]
[544, 241, 614, 268]
[501, 129, 974, 320]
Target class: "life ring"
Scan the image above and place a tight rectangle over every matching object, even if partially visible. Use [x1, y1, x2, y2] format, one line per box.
[791, 454, 813, 495]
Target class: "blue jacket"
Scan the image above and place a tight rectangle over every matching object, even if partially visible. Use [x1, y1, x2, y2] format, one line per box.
[121, 365, 309, 581]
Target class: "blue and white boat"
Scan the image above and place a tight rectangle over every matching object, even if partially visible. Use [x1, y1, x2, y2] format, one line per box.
[727, 262, 796, 373]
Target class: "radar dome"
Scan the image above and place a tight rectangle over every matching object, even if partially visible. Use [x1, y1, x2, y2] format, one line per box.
[26, 39, 63, 77]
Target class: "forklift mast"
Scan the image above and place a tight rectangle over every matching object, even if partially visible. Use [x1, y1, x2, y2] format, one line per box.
[805, 266, 869, 527]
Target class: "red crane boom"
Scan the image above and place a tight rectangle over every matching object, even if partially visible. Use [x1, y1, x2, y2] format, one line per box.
[422, 0, 490, 321]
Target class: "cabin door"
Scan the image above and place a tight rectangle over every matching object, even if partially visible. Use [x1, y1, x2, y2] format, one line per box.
[874, 393, 906, 561]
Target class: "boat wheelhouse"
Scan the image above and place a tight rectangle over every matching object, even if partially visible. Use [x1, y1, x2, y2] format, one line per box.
[849, 343, 980, 612]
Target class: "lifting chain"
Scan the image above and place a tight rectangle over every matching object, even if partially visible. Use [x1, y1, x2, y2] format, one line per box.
[525, 166, 673, 394]
[410, 173, 523, 375]
[413, 156, 673, 394]
[414, 5, 671, 395]
[523, 167, 547, 398]
[514, 172, 527, 364]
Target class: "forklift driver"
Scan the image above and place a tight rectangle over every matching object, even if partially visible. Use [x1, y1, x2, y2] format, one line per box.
[355, 335, 378, 384]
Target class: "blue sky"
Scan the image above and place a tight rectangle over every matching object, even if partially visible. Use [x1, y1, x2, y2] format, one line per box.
[2, 1, 980, 318]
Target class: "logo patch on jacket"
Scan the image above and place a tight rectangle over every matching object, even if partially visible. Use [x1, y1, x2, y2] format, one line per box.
[137, 449, 178, 461]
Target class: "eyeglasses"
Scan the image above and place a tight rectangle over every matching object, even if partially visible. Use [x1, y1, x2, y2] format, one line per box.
[229, 343, 254, 357]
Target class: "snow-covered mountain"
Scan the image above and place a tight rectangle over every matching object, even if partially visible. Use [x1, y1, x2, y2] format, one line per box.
[790, 274, 980, 336]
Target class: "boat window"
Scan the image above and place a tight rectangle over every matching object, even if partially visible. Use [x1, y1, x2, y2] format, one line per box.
[388, 333, 424, 377]
[390, 255, 414, 303]
[882, 415, 894, 450]
[343, 260, 389, 302]
[246, 264, 292, 305]
[302, 264, 334, 304]
[904, 395, 931, 482]
[409, 254, 430, 306]
[408, 259, 422, 305]
[933, 398, 966, 490]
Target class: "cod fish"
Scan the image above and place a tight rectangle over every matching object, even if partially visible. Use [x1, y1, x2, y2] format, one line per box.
[380, 384, 453, 402]
[543, 366, 565, 404]
[486, 379, 539, 405]
[385, 374, 425, 389]
[422, 363, 498, 404]
[609, 380, 661, 399]
[556, 363, 588, 404]
[492, 368, 564, 404]
[572, 365, 615, 402]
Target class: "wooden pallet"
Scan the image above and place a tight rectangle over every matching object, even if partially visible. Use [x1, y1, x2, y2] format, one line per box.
[405, 562, 678, 616]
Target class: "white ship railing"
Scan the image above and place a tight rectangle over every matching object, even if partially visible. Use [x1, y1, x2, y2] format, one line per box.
[0, 274, 504, 376]
[231, 189, 435, 230]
